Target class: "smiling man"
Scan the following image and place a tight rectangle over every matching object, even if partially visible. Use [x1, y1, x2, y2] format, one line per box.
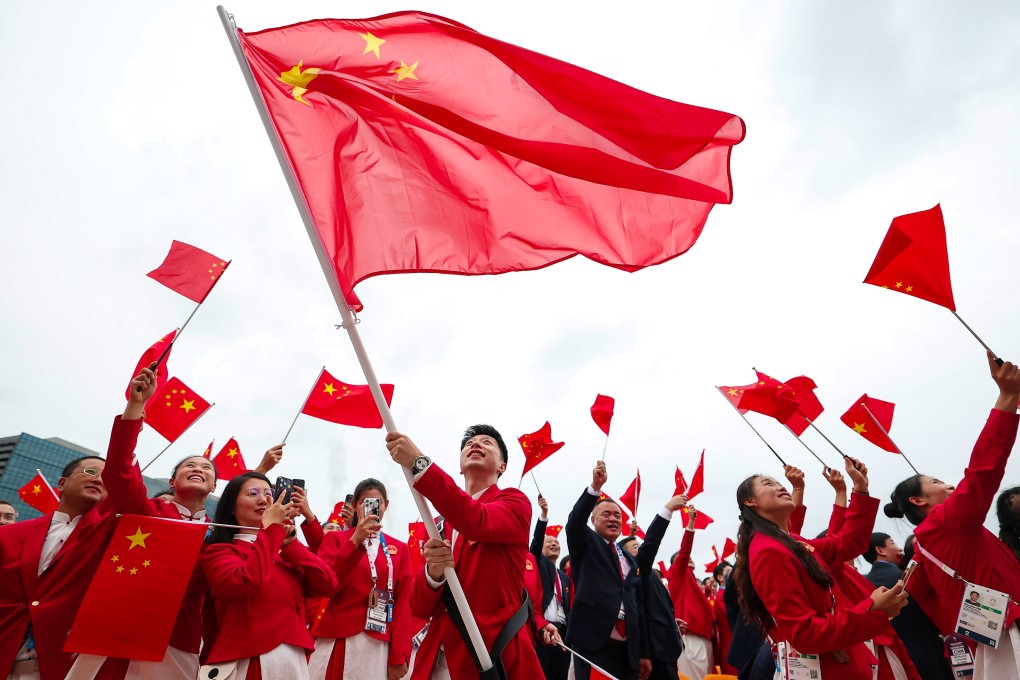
[386, 424, 543, 679]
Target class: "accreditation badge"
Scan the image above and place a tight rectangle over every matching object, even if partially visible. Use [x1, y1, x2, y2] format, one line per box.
[776, 641, 822, 680]
[365, 588, 392, 634]
[955, 581, 1008, 648]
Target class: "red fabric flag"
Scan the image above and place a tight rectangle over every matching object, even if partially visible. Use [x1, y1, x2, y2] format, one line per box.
[237, 12, 744, 310]
[18, 472, 59, 514]
[840, 394, 898, 453]
[201, 441, 214, 459]
[326, 501, 347, 527]
[721, 537, 737, 561]
[590, 394, 615, 435]
[64, 514, 208, 660]
[146, 241, 229, 304]
[784, 375, 824, 437]
[705, 546, 722, 574]
[681, 506, 714, 530]
[718, 383, 753, 413]
[144, 377, 212, 443]
[736, 372, 799, 423]
[125, 329, 177, 405]
[211, 438, 249, 481]
[545, 524, 564, 538]
[301, 369, 393, 429]
[619, 470, 641, 516]
[590, 670, 614, 680]
[673, 466, 689, 497]
[687, 451, 705, 500]
[864, 204, 956, 311]
[518, 422, 565, 476]
[407, 521, 427, 573]
[657, 560, 668, 578]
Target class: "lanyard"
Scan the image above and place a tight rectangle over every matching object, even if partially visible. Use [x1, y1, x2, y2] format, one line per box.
[611, 542, 627, 582]
[915, 539, 1020, 608]
[366, 533, 394, 594]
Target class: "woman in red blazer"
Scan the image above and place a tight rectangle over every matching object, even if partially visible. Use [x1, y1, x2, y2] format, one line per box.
[201, 472, 337, 679]
[308, 478, 413, 680]
[885, 353, 1020, 677]
[731, 456, 908, 680]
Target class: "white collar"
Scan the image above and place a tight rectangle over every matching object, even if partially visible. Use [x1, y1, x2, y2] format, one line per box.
[232, 533, 257, 543]
[50, 511, 79, 526]
[172, 500, 207, 521]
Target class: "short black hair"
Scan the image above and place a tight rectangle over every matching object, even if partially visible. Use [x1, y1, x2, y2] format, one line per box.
[864, 532, 892, 564]
[353, 478, 388, 504]
[461, 424, 508, 468]
[207, 472, 271, 545]
[150, 488, 174, 499]
[559, 555, 570, 571]
[61, 456, 104, 478]
[618, 536, 640, 550]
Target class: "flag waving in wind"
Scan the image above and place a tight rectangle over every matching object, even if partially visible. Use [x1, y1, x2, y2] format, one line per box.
[147, 241, 229, 303]
[19, 471, 59, 514]
[840, 394, 898, 453]
[518, 422, 565, 476]
[300, 369, 393, 429]
[590, 394, 615, 435]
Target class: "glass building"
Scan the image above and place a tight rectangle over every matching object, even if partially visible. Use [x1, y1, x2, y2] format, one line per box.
[0, 432, 218, 520]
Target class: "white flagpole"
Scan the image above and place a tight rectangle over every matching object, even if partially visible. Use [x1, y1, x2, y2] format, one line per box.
[36, 469, 60, 505]
[859, 403, 919, 475]
[216, 7, 493, 670]
[282, 367, 324, 444]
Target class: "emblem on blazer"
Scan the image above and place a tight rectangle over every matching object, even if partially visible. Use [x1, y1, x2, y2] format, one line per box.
[387, 545, 398, 554]
[525, 561, 534, 571]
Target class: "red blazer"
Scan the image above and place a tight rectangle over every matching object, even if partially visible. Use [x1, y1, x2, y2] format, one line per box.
[312, 528, 413, 667]
[911, 409, 1020, 632]
[667, 529, 714, 638]
[0, 508, 113, 679]
[524, 552, 549, 639]
[102, 415, 209, 654]
[749, 492, 889, 680]
[407, 465, 543, 680]
[202, 524, 337, 663]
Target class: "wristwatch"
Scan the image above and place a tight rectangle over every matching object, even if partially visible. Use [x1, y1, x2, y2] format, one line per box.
[412, 455, 432, 476]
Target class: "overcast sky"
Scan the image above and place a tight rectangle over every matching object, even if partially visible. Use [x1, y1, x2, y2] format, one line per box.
[2, 1, 1019, 572]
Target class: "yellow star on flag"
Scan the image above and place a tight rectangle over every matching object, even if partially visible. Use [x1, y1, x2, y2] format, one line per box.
[727, 388, 739, 397]
[32, 485, 41, 495]
[905, 285, 914, 292]
[116, 565, 124, 573]
[143, 560, 151, 567]
[359, 31, 386, 58]
[111, 555, 120, 563]
[126, 527, 151, 550]
[228, 448, 239, 459]
[894, 282, 903, 289]
[323, 383, 337, 396]
[129, 567, 138, 575]
[180, 399, 196, 413]
[390, 60, 419, 82]
[278, 60, 321, 106]
[852, 423, 867, 434]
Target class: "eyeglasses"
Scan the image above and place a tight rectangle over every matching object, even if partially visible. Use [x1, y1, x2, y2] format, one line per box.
[242, 488, 274, 499]
[75, 466, 102, 477]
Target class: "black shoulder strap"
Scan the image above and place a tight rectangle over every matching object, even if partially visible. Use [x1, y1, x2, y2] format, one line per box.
[441, 586, 532, 680]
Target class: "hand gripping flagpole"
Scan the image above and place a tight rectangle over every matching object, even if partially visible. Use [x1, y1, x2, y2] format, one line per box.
[858, 402, 920, 475]
[216, 7, 494, 671]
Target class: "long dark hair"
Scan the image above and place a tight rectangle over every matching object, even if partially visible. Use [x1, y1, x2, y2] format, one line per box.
[997, 486, 1020, 564]
[884, 474, 925, 526]
[732, 475, 835, 635]
[207, 472, 271, 545]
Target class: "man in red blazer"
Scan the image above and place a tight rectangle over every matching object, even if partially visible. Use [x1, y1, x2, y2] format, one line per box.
[0, 454, 111, 679]
[386, 424, 543, 680]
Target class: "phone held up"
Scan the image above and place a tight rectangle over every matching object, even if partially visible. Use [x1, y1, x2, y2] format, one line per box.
[363, 496, 382, 520]
[274, 476, 295, 504]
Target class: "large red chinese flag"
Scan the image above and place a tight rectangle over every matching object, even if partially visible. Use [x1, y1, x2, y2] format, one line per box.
[18, 472, 59, 513]
[237, 12, 744, 310]
[840, 394, 898, 453]
[737, 372, 799, 423]
[125, 329, 177, 404]
[64, 514, 207, 660]
[212, 438, 249, 481]
[590, 394, 615, 435]
[518, 422, 566, 476]
[784, 375, 824, 437]
[147, 241, 229, 303]
[864, 204, 956, 311]
[301, 368, 394, 429]
[619, 470, 641, 515]
[687, 451, 705, 500]
[144, 377, 212, 442]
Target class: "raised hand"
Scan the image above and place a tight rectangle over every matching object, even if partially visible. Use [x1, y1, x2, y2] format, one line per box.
[261, 492, 296, 528]
[538, 494, 549, 520]
[686, 505, 698, 530]
[665, 494, 689, 512]
[844, 456, 869, 494]
[422, 537, 454, 582]
[255, 444, 285, 475]
[291, 487, 316, 522]
[124, 364, 159, 419]
[990, 351, 1020, 412]
[592, 461, 607, 492]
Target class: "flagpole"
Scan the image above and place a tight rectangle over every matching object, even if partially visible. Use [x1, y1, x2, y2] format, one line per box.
[530, 471, 542, 496]
[952, 312, 1002, 365]
[217, 7, 493, 670]
[37, 469, 59, 504]
[859, 403, 919, 475]
[804, 419, 850, 460]
[600, 433, 609, 461]
[784, 426, 829, 468]
[140, 404, 215, 473]
[282, 367, 324, 444]
[715, 387, 786, 466]
[556, 643, 621, 680]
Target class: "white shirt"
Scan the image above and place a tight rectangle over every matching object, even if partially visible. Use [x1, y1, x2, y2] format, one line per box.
[39, 511, 82, 575]
[171, 501, 206, 522]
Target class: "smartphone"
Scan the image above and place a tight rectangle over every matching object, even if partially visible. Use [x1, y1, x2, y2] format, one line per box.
[363, 496, 382, 519]
[274, 476, 295, 503]
[901, 560, 917, 588]
[292, 478, 306, 493]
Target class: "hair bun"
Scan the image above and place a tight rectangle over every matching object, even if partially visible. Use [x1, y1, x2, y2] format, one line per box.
[883, 502, 904, 519]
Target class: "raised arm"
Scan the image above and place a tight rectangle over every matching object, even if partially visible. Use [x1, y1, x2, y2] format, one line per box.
[203, 524, 286, 597]
[530, 494, 549, 558]
[637, 494, 686, 574]
[102, 366, 158, 514]
[566, 461, 608, 571]
[809, 457, 877, 566]
[279, 538, 337, 597]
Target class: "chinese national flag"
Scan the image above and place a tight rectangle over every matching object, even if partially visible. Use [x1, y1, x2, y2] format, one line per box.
[18, 472, 59, 514]
[147, 241, 229, 304]
[705, 546, 722, 574]
[237, 12, 744, 310]
[301, 369, 393, 429]
[737, 372, 800, 423]
[657, 561, 668, 578]
[212, 438, 249, 481]
[722, 537, 737, 561]
[326, 501, 346, 526]
[682, 506, 714, 530]
[407, 521, 427, 573]
[864, 204, 956, 311]
[125, 329, 177, 405]
[201, 441, 214, 459]
[718, 383, 752, 412]
[619, 470, 641, 515]
[64, 514, 208, 660]
[687, 451, 705, 500]
[840, 394, 898, 453]
[144, 377, 211, 442]
[545, 524, 563, 538]
[590, 394, 615, 435]
[518, 422, 565, 476]
[784, 375, 824, 437]
[590, 670, 617, 680]
[673, 467, 689, 497]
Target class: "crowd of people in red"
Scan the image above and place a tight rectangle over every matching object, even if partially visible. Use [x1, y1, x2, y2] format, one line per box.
[2, 353, 1020, 680]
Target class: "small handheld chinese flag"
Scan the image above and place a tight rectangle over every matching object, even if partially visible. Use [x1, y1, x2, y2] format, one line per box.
[590, 394, 615, 435]
[737, 372, 800, 423]
[705, 547, 722, 574]
[64, 514, 208, 660]
[722, 537, 737, 561]
[518, 422, 565, 476]
[864, 204, 956, 311]
[686, 451, 706, 500]
[201, 441, 214, 459]
[125, 329, 177, 404]
[545, 524, 564, 538]
[326, 501, 347, 527]
[147, 241, 230, 304]
[840, 394, 898, 453]
[784, 375, 824, 437]
[301, 368, 393, 429]
[619, 470, 641, 515]
[18, 472, 59, 514]
[673, 467, 689, 497]
[212, 438, 249, 481]
[144, 377, 212, 442]
[682, 506, 714, 530]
